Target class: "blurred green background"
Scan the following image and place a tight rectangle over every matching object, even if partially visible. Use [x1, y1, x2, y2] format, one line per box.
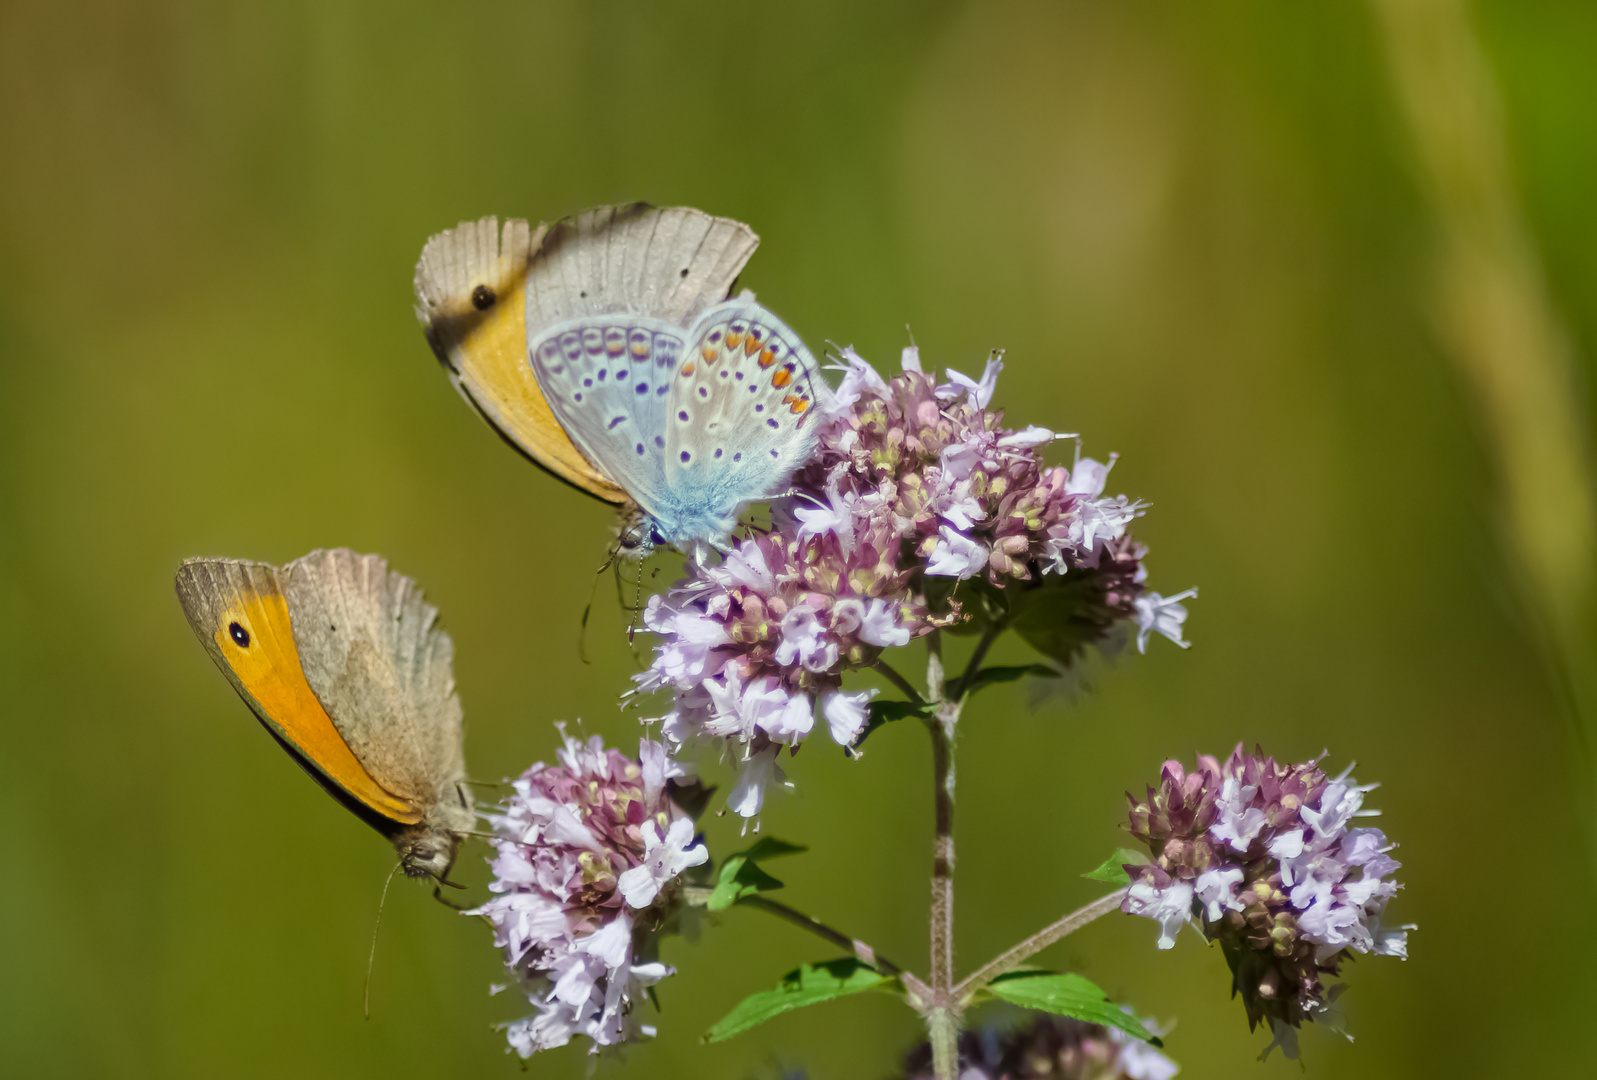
[3, 1, 1595, 1077]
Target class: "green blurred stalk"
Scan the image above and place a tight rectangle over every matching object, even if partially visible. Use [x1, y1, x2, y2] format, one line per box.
[1371, 0, 1597, 808]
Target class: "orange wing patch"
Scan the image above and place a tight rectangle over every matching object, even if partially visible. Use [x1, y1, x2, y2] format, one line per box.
[212, 585, 421, 825]
[415, 218, 629, 505]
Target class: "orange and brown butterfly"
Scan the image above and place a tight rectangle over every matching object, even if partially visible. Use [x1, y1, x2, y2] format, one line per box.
[411, 203, 759, 545]
[174, 548, 472, 880]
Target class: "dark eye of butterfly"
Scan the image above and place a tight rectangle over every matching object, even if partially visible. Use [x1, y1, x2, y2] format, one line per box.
[228, 621, 250, 647]
[470, 283, 496, 310]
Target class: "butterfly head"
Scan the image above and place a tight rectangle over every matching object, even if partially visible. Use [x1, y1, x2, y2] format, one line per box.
[395, 823, 463, 880]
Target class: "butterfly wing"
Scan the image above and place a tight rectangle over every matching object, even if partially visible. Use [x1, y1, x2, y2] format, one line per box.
[523, 205, 759, 514]
[279, 549, 470, 844]
[662, 295, 823, 519]
[414, 216, 629, 504]
[174, 558, 422, 826]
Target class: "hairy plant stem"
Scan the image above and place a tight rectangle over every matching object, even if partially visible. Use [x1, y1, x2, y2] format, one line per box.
[952, 889, 1128, 1004]
[924, 632, 964, 1080]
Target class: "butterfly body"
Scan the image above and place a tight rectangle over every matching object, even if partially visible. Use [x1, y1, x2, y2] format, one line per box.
[417, 205, 822, 554]
[175, 550, 472, 880]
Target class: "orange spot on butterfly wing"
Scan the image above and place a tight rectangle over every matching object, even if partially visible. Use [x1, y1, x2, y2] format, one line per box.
[204, 583, 422, 825]
[772, 368, 792, 388]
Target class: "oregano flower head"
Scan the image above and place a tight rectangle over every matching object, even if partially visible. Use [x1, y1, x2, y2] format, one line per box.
[635, 346, 1192, 817]
[468, 726, 707, 1056]
[1122, 746, 1411, 1058]
[899, 1014, 1179, 1080]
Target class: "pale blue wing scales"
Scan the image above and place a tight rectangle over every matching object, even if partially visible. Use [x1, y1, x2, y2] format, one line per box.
[528, 315, 685, 515]
[662, 296, 822, 518]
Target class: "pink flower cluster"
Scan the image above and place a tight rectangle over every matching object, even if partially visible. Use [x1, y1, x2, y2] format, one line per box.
[469, 727, 707, 1056]
[635, 347, 1191, 818]
[806, 348, 1145, 585]
[899, 1014, 1178, 1080]
[1122, 746, 1410, 1058]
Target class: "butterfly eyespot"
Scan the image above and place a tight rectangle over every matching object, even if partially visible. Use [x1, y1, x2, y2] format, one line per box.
[470, 284, 496, 310]
[679, 362, 695, 377]
[604, 328, 627, 356]
[733, 452, 742, 462]
[654, 436, 665, 448]
[714, 448, 723, 458]
[679, 268, 689, 278]
[770, 449, 779, 457]
[755, 404, 765, 412]
[582, 328, 604, 354]
[767, 418, 779, 429]
[680, 451, 691, 463]
[228, 622, 250, 648]
[701, 345, 717, 362]
[579, 290, 587, 298]
[583, 378, 593, 387]
[772, 368, 792, 388]
[575, 392, 583, 402]
[608, 415, 626, 430]
[735, 371, 745, 380]
[760, 347, 776, 367]
[720, 370, 729, 379]
[724, 331, 743, 350]
[698, 387, 708, 398]
[678, 410, 690, 421]
[635, 382, 649, 394]
[636, 443, 645, 455]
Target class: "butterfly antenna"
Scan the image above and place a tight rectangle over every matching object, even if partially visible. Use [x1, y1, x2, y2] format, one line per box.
[364, 860, 405, 1019]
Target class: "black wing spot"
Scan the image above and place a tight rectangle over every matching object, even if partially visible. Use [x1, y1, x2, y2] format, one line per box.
[579, 290, 588, 298]
[470, 284, 496, 310]
[680, 267, 690, 278]
[228, 622, 251, 647]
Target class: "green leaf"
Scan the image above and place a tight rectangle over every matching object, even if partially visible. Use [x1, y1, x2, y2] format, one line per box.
[960, 663, 1060, 696]
[704, 959, 891, 1043]
[1082, 848, 1148, 886]
[851, 699, 933, 751]
[1003, 570, 1125, 671]
[737, 837, 807, 862]
[982, 971, 1162, 1046]
[706, 837, 808, 911]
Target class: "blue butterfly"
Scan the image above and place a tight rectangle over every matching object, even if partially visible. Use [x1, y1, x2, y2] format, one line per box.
[415, 205, 823, 554]
[519, 205, 822, 554]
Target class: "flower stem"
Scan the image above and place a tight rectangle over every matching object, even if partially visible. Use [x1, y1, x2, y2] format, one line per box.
[924, 633, 964, 1080]
[873, 657, 927, 705]
[950, 618, 1007, 700]
[733, 895, 929, 998]
[951, 888, 1128, 1004]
